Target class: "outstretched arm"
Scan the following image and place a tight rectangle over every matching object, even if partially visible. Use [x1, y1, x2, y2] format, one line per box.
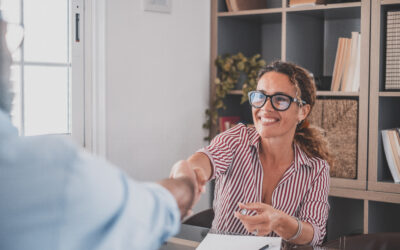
[170, 153, 212, 196]
[159, 161, 198, 219]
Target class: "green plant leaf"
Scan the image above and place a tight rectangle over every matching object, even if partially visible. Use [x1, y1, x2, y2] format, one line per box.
[204, 52, 266, 140]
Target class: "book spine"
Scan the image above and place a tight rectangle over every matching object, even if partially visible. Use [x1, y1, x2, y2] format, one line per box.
[225, 0, 233, 11]
[352, 33, 361, 92]
[382, 130, 400, 183]
[331, 37, 342, 91]
[388, 130, 400, 178]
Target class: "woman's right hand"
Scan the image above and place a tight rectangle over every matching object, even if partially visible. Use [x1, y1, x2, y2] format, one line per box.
[170, 160, 208, 199]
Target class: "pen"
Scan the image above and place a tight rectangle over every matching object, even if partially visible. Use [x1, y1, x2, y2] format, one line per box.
[258, 244, 269, 250]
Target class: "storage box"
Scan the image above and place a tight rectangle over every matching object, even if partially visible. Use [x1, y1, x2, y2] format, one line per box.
[308, 99, 358, 179]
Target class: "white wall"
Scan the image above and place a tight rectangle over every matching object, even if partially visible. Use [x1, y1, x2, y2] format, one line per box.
[105, 0, 211, 211]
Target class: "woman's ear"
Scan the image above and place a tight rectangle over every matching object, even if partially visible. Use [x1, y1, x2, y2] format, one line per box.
[298, 104, 310, 122]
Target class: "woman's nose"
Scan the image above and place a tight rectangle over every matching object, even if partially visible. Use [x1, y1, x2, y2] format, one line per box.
[262, 97, 274, 112]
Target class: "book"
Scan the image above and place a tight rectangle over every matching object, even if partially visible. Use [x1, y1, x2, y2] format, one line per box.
[352, 33, 361, 92]
[225, 0, 267, 11]
[226, 0, 233, 11]
[330, 32, 361, 92]
[289, 0, 326, 7]
[331, 38, 350, 91]
[331, 38, 343, 91]
[342, 32, 360, 92]
[339, 38, 352, 91]
[389, 130, 400, 176]
[218, 116, 240, 133]
[382, 129, 400, 183]
[331, 38, 346, 91]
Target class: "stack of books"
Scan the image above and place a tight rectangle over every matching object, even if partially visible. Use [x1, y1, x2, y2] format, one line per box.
[331, 32, 361, 92]
[382, 128, 400, 183]
[385, 11, 400, 90]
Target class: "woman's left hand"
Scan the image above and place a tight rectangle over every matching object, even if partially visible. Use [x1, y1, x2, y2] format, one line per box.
[234, 202, 282, 236]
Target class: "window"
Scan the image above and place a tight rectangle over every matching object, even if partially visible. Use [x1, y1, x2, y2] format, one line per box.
[1, 0, 84, 145]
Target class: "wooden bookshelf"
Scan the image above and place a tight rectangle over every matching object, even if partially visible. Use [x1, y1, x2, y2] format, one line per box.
[218, 8, 284, 16]
[285, 2, 361, 12]
[379, 91, 400, 97]
[316, 91, 359, 96]
[210, 0, 400, 239]
[213, 0, 368, 191]
[369, 0, 400, 209]
[381, 0, 400, 5]
[330, 187, 400, 203]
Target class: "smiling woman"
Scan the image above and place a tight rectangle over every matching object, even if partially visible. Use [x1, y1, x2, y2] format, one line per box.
[170, 61, 333, 246]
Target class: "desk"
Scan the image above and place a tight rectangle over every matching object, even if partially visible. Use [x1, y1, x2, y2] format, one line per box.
[160, 225, 400, 250]
[160, 224, 314, 250]
[160, 224, 207, 250]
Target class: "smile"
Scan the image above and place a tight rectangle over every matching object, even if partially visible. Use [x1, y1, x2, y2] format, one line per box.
[259, 117, 279, 125]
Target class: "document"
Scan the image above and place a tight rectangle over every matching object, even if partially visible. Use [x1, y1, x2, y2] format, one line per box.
[196, 233, 281, 250]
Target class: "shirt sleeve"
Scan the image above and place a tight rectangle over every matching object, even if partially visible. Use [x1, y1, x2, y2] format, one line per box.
[60, 151, 180, 250]
[197, 124, 242, 179]
[298, 161, 330, 246]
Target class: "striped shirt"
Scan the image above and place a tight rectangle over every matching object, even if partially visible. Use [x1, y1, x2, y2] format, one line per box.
[199, 123, 330, 246]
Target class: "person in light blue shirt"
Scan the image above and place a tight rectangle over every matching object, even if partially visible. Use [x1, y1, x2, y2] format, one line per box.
[0, 12, 204, 250]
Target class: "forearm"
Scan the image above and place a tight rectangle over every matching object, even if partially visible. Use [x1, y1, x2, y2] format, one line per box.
[187, 152, 213, 181]
[158, 177, 195, 219]
[274, 212, 314, 245]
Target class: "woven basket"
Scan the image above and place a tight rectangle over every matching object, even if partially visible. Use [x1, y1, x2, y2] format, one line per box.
[308, 99, 358, 179]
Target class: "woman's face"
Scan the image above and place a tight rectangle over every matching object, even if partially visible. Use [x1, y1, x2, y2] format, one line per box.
[252, 71, 309, 140]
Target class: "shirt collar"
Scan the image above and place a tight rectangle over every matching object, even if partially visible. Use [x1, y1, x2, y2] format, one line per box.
[293, 143, 312, 170]
[249, 127, 260, 148]
[248, 127, 312, 170]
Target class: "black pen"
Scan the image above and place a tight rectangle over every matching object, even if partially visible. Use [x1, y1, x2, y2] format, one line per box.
[258, 244, 269, 250]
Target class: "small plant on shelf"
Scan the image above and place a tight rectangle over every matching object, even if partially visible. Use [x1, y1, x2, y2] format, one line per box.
[203, 52, 266, 141]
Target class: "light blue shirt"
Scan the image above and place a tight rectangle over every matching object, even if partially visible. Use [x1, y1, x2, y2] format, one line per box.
[0, 111, 180, 250]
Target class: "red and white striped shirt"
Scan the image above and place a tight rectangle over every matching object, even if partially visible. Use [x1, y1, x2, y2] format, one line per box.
[199, 123, 330, 246]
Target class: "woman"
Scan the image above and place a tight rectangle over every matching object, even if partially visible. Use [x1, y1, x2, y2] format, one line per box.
[171, 61, 332, 246]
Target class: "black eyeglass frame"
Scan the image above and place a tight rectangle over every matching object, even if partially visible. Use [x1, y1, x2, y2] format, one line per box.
[248, 90, 307, 111]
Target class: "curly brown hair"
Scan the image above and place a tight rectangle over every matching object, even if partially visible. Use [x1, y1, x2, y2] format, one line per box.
[257, 61, 334, 168]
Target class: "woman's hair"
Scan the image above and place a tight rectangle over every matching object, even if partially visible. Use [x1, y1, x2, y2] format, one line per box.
[257, 61, 334, 167]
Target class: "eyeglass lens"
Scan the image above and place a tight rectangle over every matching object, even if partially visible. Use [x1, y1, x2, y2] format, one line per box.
[249, 92, 291, 111]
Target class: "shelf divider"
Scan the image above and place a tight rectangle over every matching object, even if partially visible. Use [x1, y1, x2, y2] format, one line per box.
[379, 91, 400, 97]
[317, 91, 359, 97]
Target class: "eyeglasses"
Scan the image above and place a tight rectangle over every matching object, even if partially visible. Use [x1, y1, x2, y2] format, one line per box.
[248, 91, 306, 111]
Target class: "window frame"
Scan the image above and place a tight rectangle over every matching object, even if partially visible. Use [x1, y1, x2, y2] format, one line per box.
[6, 0, 106, 154]
[8, 0, 85, 146]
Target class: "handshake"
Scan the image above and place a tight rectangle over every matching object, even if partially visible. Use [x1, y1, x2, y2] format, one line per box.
[167, 160, 209, 219]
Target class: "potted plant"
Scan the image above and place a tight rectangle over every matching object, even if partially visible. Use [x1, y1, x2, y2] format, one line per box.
[203, 52, 266, 140]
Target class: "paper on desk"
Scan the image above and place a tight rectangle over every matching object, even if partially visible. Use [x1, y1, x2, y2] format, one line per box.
[196, 233, 281, 250]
